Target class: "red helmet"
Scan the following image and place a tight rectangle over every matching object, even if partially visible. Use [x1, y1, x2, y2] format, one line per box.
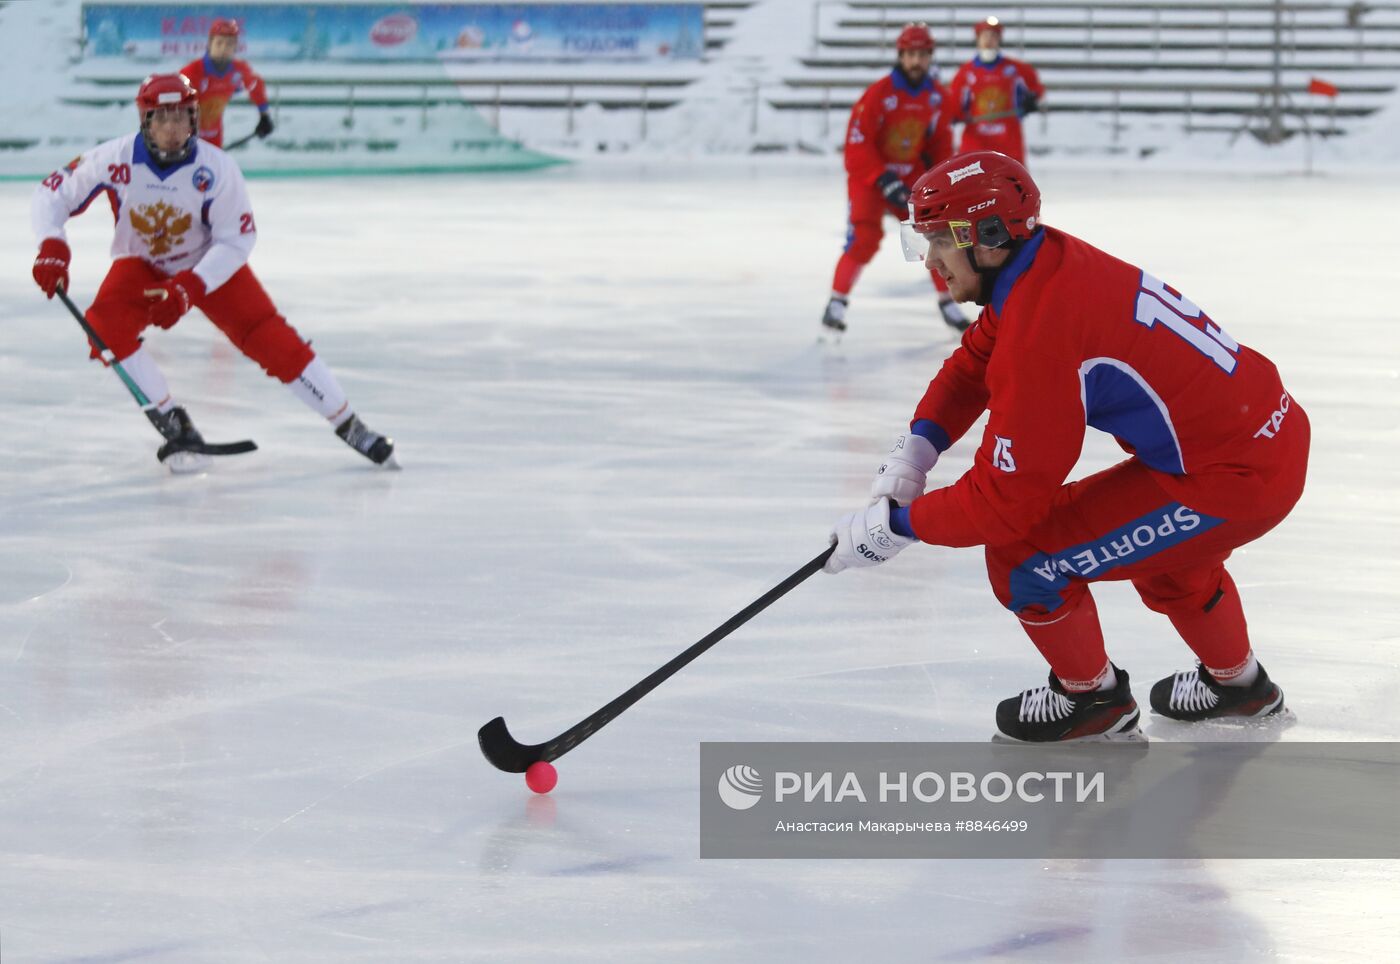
[136, 74, 199, 163]
[209, 17, 240, 39]
[895, 23, 935, 53]
[909, 151, 1040, 249]
[136, 72, 198, 114]
[975, 16, 1004, 39]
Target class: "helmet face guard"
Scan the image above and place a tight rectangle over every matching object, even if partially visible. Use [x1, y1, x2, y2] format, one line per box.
[136, 74, 199, 165]
[901, 219, 967, 262]
[901, 216, 1017, 263]
[141, 106, 197, 164]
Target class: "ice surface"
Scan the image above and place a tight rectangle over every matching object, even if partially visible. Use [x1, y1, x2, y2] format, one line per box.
[1, 158, 1398, 960]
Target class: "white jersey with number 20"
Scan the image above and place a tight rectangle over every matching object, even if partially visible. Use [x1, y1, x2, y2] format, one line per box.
[31, 133, 257, 294]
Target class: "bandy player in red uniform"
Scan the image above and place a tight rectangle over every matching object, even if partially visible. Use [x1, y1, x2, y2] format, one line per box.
[947, 17, 1044, 165]
[180, 18, 274, 148]
[31, 74, 393, 472]
[824, 152, 1309, 742]
[822, 23, 969, 335]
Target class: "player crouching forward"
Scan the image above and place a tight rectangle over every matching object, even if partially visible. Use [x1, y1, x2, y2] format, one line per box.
[30, 74, 394, 472]
[824, 151, 1308, 742]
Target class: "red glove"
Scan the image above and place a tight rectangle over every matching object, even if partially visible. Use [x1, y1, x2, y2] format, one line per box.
[143, 270, 206, 330]
[32, 238, 71, 299]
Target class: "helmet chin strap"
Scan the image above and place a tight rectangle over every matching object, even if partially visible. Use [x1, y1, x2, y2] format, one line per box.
[141, 107, 198, 166]
[142, 128, 194, 166]
[963, 239, 1025, 306]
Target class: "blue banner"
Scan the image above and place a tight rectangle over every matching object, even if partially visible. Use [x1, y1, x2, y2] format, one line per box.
[82, 3, 706, 62]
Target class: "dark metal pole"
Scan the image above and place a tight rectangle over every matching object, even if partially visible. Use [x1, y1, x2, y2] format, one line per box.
[1268, 0, 1285, 142]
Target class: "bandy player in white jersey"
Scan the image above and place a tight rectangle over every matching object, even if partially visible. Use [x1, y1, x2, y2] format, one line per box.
[31, 73, 395, 471]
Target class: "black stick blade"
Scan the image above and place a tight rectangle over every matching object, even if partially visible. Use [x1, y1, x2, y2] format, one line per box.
[477, 716, 542, 773]
[157, 438, 258, 462]
[196, 440, 259, 456]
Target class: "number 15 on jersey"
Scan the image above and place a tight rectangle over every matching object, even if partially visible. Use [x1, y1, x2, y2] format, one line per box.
[1134, 272, 1240, 374]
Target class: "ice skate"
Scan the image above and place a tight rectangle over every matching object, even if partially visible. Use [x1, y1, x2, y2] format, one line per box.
[154, 406, 212, 474]
[336, 413, 398, 468]
[820, 296, 848, 336]
[1149, 663, 1286, 722]
[938, 296, 971, 332]
[994, 666, 1143, 743]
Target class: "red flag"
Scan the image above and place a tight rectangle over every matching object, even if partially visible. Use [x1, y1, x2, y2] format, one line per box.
[1307, 77, 1339, 98]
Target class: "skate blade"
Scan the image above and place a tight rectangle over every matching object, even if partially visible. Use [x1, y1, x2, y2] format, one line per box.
[164, 451, 213, 475]
[1151, 706, 1297, 728]
[991, 727, 1147, 745]
[378, 452, 402, 470]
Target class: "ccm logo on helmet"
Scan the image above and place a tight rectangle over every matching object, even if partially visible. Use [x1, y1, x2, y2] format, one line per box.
[947, 161, 985, 184]
[968, 198, 997, 212]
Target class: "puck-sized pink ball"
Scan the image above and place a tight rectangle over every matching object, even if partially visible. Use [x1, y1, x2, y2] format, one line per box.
[525, 760, 558, 794]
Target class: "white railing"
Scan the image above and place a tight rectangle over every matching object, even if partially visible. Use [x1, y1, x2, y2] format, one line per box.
[811, 0, 1393, 64]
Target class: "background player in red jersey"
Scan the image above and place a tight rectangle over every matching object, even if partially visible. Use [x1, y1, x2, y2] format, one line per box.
[824, 152, 1309, 742]
[180, 18, 274, 148]
[31, 74, 393, 472]
[947, 17, 1045, 165]
[822, 23, 969, 335]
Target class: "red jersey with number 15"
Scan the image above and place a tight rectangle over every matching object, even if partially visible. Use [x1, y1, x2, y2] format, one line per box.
[906, 227, 1308, 548]
[180, 54, 269, 146]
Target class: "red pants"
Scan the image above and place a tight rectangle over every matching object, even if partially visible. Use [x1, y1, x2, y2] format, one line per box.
[984, 419, 1309, 687]
[831, 180, 949, 296]
[86, 258, 313, 383]
[958, 121, 1027, 165]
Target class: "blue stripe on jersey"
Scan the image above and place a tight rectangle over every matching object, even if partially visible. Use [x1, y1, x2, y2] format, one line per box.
[133, 134, 199, 179]
[989, 227, 1045, 315]
[1079, 358, 1185, 474]
[1006, 503, 1224, 613]
[71, 183, 112, 217]
[889, 68, 934, 96]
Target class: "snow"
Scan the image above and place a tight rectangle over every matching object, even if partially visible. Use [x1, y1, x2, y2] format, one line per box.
[2, 157, 1398, 960]
[5, 0, 1400, 177]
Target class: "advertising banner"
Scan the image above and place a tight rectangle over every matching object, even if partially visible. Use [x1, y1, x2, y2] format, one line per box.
[82, 3, 706, 62]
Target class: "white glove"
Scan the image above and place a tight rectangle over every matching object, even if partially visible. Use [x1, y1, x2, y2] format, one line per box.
[825, 498, 914, 574]
[870, 433, 939, 507]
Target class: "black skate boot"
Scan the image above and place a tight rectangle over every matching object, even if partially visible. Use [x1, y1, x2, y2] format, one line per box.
[154, 406, 212, 474]
[994, 666, 1142, 742]
[938, 297, 971, 332]
[821, 296, 848, 334]
[336, 413, 397, 467]
[1149, 663, 1285, 722]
